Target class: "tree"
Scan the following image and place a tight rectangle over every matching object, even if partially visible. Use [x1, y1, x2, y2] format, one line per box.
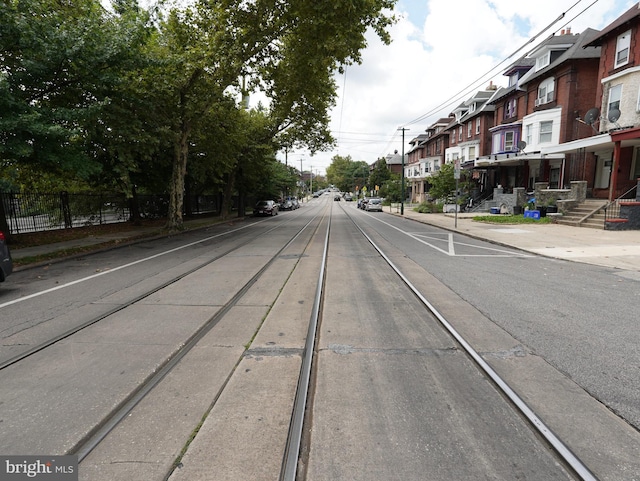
[152, 0, 396, 230]
[368, 157, 391, 192]
[428, 162, 473, 202]
[326, 155, 369, 193]
[0, 0, 151, 187]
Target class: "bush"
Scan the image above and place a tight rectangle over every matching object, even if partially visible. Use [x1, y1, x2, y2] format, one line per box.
[414, 201, 439, 213]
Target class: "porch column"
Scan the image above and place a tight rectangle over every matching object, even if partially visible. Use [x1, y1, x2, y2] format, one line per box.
[609, 140, 621, 201]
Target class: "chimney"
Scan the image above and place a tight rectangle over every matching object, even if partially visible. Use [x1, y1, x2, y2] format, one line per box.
[561, 29, 565, 35]
[566, 27, 571, 34]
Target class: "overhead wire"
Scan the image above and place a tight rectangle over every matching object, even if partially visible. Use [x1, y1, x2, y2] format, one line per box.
[402, 0, 595, 127]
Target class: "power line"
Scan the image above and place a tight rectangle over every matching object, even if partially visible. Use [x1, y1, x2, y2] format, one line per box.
[402, 0, 599, 127]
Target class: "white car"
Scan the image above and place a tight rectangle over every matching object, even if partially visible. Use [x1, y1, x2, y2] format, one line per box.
[365, 198, 383, 212]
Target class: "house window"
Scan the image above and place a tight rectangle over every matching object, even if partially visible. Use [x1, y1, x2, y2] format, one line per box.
[535, 52, 550, 71]
[492, 133, 501, 153]
[451, 132, 455, 144]
[505, 99, 516, 119]
[608, 84, 622, 115]
[467, 122, 472, 138]
[539, 121, 553, 143]
[475, 118, 481, 134]
[536, 77, 555, 106]
[469, 146, 476, 159]
[459, 127, 462, 141]
[505, 131, 514, 151]
[525, 124, 532, 146]
[615, 30, 631, 68]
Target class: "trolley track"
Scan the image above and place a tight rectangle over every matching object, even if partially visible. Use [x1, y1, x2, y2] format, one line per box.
[331, 203, 598, 480]
[1, 198, 630, 480]
[0, 202, 327, 461]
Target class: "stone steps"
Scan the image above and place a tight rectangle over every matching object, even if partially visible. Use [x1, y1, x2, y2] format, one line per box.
[555, 200, 607, 229]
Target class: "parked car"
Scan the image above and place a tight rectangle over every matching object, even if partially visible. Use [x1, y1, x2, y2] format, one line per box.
[334, 195, 341, 201]
[253, 200, 279, 216]
[358, 198, 369, 209]
[365, 198, 383, 212]
[0, 231, 13, 283]
[281, 198, 293, 210]
[344, 193, 353, 201]
[290, 197, 300, 209]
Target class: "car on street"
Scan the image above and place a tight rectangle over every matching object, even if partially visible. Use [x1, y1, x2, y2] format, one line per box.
[280, 198, 293, 210]
[0, 231, 13, 283]
[365, 198, 383, 212]
[334, 195, 341, 201]
[253, 200, 279, 216]
[344, 193, 353, 201]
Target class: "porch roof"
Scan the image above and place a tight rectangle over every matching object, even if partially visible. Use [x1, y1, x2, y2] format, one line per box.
[540, 133, 613, 154]
[474, 151, 564, 167]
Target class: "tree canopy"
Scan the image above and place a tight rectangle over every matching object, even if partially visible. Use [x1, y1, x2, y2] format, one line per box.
[0, 0, 397, 228]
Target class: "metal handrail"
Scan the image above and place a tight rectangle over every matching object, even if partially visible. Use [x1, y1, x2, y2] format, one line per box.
[604, 184, 638, 223]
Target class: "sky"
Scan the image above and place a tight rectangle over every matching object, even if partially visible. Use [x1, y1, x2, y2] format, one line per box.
[274, 0, 636, 176]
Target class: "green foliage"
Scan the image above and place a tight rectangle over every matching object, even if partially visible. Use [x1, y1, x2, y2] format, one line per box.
[326, 155, 369, 192]
[414, 201, 441, 213]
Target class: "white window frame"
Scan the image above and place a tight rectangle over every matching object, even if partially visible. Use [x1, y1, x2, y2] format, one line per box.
[467, 122, 472, 138]
[525, 124, 533, 146]
[504, 131, 514, 151]
[492, 133, 501, 154]
[608, 84, 622, 115]
[615, 30, 631, 68]
[539, 121, 553, 143]
[536, 77, 555, 106]
[535, 52, 550, 71]
[475, 118, 481, 134]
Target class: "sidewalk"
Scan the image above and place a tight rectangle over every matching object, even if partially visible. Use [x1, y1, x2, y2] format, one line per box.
[9, 208, 640, 272]
[386, 205, 640, 271]
[9, 217, 221, 268]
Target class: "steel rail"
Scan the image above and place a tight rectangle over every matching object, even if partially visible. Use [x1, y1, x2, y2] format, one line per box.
[0, 217, 301, 372]
[348, 210, 599, 481]
[73, 210, 324, 463]
[280, 204, 331, 481]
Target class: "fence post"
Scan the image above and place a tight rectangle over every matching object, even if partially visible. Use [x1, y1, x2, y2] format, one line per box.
[61, 191, 72, 229]
[0, 193, 11, 242]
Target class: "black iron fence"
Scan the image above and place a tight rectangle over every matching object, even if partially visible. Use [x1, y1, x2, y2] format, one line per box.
[0, 192, 221, 235]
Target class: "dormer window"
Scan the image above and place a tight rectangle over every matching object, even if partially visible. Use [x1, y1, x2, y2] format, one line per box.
[535, 77, 555, 106]
[615, 30, 631, 68]
[535, 52, 550, 71]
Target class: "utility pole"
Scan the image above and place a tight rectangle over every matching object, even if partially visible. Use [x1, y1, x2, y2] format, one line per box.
[300, 158, 304, 201]
[398, 127, 409, 215]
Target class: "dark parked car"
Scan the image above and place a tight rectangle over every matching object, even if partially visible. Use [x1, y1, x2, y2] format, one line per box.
[254, 200, 279, 216]
[0, 231, 13, 283]
[334, 195, 341, 201]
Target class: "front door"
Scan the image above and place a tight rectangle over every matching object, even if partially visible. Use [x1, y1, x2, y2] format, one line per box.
[595, 155, 612, 189]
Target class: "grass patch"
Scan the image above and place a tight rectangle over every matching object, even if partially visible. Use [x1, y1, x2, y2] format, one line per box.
[472, 214, 552, 224]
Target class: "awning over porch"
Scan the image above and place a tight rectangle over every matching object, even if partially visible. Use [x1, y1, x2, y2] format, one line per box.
[474, 152, 564, 167]
[540, 133, 613, 154]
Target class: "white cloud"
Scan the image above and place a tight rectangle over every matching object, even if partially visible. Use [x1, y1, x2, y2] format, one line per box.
[292, 0, 635, 175]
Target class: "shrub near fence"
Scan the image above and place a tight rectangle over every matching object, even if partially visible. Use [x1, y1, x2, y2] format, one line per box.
[0, 192, 221, 236]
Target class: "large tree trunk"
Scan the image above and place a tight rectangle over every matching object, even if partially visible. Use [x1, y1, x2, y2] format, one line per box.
[219, 172, 234, 221]
[166, 122, 191, 231]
